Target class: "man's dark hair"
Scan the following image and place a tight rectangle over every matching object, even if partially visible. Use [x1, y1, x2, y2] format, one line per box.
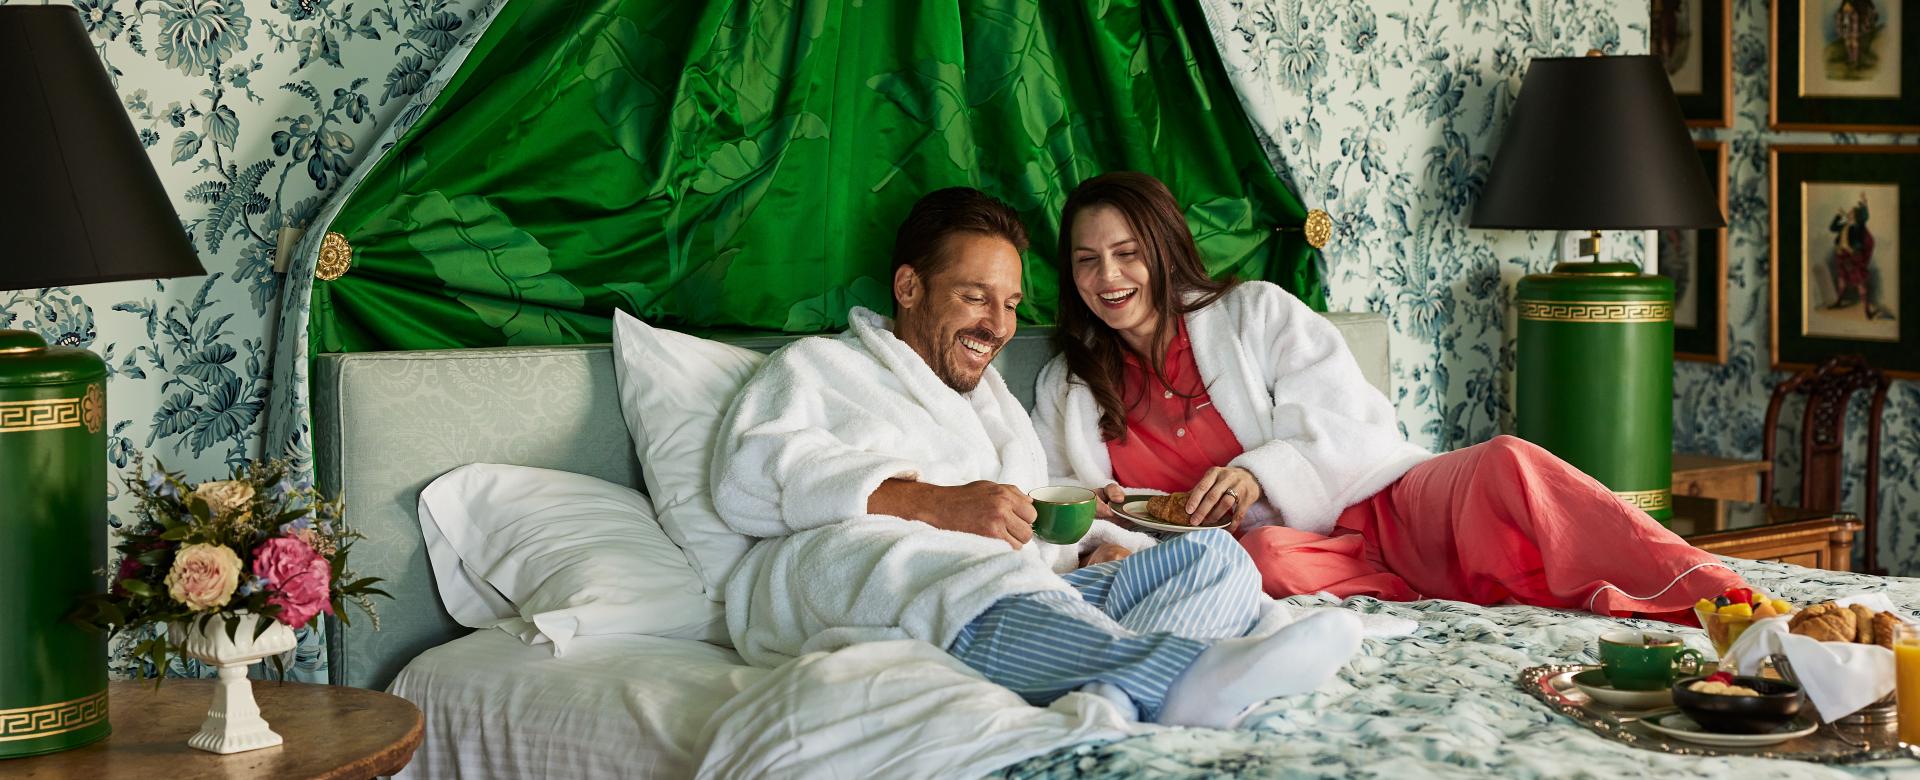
[890, 187, 1029, 279]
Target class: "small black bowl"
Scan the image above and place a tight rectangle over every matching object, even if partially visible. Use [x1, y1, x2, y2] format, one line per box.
[1670, 675, 1805, 734]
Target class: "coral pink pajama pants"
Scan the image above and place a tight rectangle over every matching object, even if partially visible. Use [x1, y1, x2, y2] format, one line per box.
[1238, 436, 1745, 620]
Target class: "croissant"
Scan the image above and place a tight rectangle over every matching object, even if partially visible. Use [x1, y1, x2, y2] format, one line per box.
[1146, 493, 1194, 525]
[1875, 611, 1900, 650]
[1850, 604, 1877, 644]
[1789, 603, 1857, 643]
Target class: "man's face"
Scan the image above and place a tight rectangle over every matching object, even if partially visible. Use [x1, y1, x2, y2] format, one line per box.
[894, 233, 1024, 393]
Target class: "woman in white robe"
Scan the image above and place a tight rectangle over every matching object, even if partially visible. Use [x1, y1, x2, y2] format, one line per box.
[1032, 172, 1745, 620]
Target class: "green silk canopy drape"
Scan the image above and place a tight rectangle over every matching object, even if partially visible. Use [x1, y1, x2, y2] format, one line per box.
[308, 0, 1325, 352]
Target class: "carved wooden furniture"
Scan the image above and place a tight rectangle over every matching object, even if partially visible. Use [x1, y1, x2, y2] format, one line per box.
[1760, 355, 1892, 574]
[1671, 453, 1772, 502]
[2, 679, 423, 779]
[1670, 496, 1862, 572]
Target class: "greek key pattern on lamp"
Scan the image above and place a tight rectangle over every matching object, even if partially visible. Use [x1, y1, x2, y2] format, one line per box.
[0, 397, 83, 434]
[1518, 300, 1673, 323]
[0, 691, 108, 742]
[1613, 488, 1672, 513]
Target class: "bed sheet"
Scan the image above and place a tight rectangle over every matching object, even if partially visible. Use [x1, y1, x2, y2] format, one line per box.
[388, 629, 762, 779]
[998, 558, 1920, 779]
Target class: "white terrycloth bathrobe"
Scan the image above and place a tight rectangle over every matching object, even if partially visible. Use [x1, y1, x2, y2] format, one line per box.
[713, 307, 1153, 668]
[1033, 282, 1435, 536]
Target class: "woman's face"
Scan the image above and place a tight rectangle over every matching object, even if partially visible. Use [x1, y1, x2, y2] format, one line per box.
[1069, 204, 1156, 341]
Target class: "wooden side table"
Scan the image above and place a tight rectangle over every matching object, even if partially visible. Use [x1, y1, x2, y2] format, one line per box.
[2, 679, 422, 779]
[1671, 453, 1771, 502]
[1670, 496, 1862, 572]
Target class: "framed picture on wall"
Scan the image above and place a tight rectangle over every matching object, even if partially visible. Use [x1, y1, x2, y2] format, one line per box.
[1771, 0, 1919, 131]
[1771, 146, 1920, 378]
[1661, 140, 1729, 362]
[1654, 0, 1734, 127]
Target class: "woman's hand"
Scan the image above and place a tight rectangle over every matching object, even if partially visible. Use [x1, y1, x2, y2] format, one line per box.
[1082, 543, 1132, 566]
[1093, 483, 1127, 518]
[1185, 466, 1260, 528]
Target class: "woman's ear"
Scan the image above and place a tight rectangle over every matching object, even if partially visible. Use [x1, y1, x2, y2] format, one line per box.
[893, 264, 922, 311]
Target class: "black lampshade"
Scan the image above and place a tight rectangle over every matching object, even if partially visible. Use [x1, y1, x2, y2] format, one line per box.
[1471, 55, 1725, 231]
[0, 6, 204, 290]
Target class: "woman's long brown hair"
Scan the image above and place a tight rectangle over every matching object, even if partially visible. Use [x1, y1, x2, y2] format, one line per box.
[1055, 172, 1237, 442]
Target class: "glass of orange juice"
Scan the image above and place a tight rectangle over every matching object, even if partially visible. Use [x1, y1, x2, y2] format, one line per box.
[1896, 622, 1920, 745]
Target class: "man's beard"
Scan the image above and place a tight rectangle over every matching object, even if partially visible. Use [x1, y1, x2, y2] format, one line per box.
[934, 350, 985, 393]
[903, 317, 1000, 393]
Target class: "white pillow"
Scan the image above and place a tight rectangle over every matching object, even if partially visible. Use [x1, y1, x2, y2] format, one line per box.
[417, 463, 727, 654]
[611, 310, 762, 598]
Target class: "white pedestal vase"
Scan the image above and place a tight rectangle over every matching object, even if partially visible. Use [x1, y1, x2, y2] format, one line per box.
[169, 612, 297, 754]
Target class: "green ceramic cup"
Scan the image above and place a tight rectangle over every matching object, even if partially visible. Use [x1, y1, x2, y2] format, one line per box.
[1598, 630, 1705, 691]
[1029, 486, 1097, 545]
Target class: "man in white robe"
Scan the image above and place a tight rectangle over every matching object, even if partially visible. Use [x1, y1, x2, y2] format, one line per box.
[711, 187, 1361, 727]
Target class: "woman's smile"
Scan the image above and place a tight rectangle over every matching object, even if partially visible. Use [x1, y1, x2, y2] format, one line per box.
[1097, 288, 1139, 308]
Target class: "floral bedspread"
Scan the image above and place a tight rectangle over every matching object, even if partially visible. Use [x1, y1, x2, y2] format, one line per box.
[997, 559, 1920, 779]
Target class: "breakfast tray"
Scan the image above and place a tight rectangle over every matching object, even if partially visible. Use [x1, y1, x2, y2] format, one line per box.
[1520, 664, 1918, 763]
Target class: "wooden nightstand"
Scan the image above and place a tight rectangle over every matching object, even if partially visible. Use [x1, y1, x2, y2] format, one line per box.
[2, 679, 422, 779]
[1669, 496, 1862, 572]
[1671, 453, 1771, 502]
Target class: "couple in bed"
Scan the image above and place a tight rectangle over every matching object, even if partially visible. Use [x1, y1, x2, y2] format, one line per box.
[710, 175, 1744, 729]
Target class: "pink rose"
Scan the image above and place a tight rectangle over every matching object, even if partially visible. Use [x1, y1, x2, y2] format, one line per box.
[164, 543, 241, 611]
[252, 537, 335, 628]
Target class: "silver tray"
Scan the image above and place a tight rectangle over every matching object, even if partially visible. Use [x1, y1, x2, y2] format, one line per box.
[1519, 664, 1920, 764]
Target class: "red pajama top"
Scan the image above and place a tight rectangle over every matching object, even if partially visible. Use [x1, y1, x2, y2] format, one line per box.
[1105, 321, 1245, 493]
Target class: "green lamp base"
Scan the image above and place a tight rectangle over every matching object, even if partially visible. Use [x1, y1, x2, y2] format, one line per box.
[0, 329, 110, 758]
[1516, 262, 1675, 521]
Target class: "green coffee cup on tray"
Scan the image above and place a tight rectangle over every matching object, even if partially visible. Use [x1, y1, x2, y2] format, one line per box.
[1598, 630, 1705, 691]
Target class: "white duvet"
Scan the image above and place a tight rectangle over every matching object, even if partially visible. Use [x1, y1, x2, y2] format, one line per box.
[692, 602, 1414, 779]
[695, 640, 1138, 780]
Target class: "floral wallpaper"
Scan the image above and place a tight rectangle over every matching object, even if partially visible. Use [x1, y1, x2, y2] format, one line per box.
[1669, 0, 1919, 576]
[1198, 0, 1648, 449]
[0, 0, 491, 678]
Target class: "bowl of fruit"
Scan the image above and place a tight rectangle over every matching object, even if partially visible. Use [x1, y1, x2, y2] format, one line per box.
[1694, 587, 1793, 660]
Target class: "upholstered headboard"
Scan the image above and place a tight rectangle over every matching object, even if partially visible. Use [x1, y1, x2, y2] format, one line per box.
[313, 315, 1391, 690]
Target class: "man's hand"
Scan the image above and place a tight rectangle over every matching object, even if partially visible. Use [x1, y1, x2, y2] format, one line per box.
[1081, 543, 1131, 567]
[869, 479, 1035, 549]
[1093, 483, 1126, 518]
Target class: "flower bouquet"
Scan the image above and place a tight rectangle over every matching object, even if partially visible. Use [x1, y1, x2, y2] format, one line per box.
[72, 457, 387, 753]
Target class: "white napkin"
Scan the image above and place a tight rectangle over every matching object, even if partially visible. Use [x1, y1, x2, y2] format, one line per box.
[1722, 593, 1911, 721]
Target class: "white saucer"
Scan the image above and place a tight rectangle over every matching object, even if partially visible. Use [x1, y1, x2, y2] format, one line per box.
[1641, 712, 1818, 747]
[1566, 668, 1674, 708]
[1118, 499, 1232, 533]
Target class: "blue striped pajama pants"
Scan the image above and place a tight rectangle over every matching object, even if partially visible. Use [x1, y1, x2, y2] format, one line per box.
[946, 529, 1263, 720]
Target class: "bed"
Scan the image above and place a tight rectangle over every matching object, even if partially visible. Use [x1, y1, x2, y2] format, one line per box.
[313, 316, 1919, 778]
